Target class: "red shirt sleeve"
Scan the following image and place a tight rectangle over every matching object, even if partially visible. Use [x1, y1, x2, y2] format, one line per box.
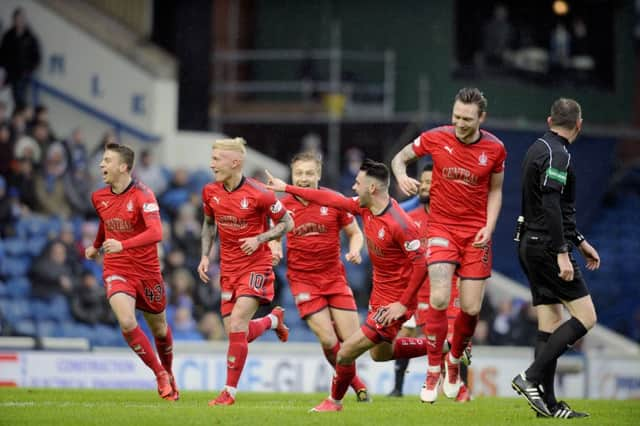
[202, 185, 215, 217]
[120, 191, 162, 250]
[393, 222, 428, 307]
[93, 221, 105, 249]
[261, 190, 287, 222]
[411, 130, 435, 158]
[285, 185, 360, 215]
[493, 144, 507, 174]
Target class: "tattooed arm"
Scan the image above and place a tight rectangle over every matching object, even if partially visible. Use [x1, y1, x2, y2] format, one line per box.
[239, 212, 294, 255]
[197, 214, 217, 283]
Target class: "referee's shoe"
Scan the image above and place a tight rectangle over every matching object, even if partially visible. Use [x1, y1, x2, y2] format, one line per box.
[511, 373, 552, 417]
[538, 401, 590, 419]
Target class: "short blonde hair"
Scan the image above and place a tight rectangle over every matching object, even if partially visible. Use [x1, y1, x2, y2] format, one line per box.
[212, 137, 247, 155]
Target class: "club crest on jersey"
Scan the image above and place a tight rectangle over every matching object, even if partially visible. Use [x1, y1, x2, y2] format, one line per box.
[270, 200, 283, 214]
[478, 151, 488, 166]
[240, 197, 249, 210]
[378, 228, 385, 240]
[320, 206, 329, 216]
[126, 200, 133, 212]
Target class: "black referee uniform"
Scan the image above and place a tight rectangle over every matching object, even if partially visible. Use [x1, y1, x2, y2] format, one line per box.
[518, 130, 590, 305]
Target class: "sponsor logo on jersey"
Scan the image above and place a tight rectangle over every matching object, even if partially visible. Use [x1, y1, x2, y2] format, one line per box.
[221, 291, 233, 301]
[126, 200, 133, 212]
[212, 196, 220, 204]
[240, 197, 249, 210]
[101, 201, 108, 208]
[413, 137, 421, 147]
[404, 239, 421, 251]
[428, 237, 450, 247]
[143, 202, 159, 213]
[320, 206, 329, 216]
[270, 200, 283, 214]
[377, 228, 385, 239]
[444, 145, 454, 155]
[478, 151, 488, 166]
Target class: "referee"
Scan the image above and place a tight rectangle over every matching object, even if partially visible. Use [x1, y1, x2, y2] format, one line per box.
[511, 98, 599, 419]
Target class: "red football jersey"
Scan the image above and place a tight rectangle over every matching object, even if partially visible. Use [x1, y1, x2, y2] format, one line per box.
[202, 176, 287, 275]
[281, 189, 354, 273]
[91, 181, 162, 278]
[285, 185, 426, 309]
[412, 126, 506, 229]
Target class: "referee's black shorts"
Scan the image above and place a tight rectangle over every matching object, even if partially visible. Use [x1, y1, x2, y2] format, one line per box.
[518, 230, 590, 306]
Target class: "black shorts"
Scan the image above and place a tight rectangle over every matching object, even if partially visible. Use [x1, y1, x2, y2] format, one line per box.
[518, 231, 590, 306]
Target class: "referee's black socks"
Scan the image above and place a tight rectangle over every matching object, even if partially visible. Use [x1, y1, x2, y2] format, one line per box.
[535, 330, 557, 408]
[526, 317, 588, 385]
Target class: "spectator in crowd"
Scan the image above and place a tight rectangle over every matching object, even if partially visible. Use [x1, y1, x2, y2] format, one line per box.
[70, 271, 115, 326]
[339, 147, 363, 195]
[172, 202, 201, 269]
[489, 298, 514, 345]
[0, 176, 12, 236]
[30, 120, 54, 153]
[511, 301, 539, 347]
[29, 241, 76, 300]
[7, 157, 37, 212]
[0, 122, 12, 175]
[64, 162, 94, 217]
[33, 142, 71, 218]
[61, 127, 89, 172]
[134, 149, 169, 195]
[0, 100, 8, 124]
[57, 222, 84, 275]
[9, 106, 28, 142]
[482, 4, 515, 69]
[0, 8, 41, 109]
[13, 134, 41, 167]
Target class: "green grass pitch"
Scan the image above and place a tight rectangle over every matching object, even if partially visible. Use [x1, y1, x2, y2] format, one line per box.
[0, 388, 637, 425]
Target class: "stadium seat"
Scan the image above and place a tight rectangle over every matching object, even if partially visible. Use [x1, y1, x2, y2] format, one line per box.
[3, 257, 31, 278]
[2, 237, 29, 256]
[14, 319, 37, 337]
[36, 319, 60, 338]
[0, 299, 33, 323]
[26, 236, 48, 257]
[0, 281, 8, 297]
[6, 277, 31, 299]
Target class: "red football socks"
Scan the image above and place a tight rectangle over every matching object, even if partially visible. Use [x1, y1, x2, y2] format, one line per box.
[424, 308, 448, 368]
[331, 363, 356, 401]
[450, 311, 478, 359]
[154, 326, 174, 376]
[226, 331, 249, 387]
[247, 316, 272, 343]
[392, 337, 428, 359]
[122, 325, 164, 375]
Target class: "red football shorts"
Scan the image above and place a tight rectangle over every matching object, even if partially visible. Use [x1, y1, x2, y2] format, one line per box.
[104, 273, 167, 314]
[287, 269, 357, 319]
[220, 269, 275, 317]
[426, 222, 492, 280]
[361, 306, 414, 344]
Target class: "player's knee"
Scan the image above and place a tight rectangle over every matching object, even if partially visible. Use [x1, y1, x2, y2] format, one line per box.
[118, 317, 138, 332]
[461, 304, 481, 317]
[430, 295, 448, 311]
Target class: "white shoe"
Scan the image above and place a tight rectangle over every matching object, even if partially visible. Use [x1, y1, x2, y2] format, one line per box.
[420, 371, 442, 403]
[443, 354, 462, 398]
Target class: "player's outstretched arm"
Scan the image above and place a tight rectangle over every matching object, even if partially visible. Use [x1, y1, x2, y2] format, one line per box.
[198, 215, 217, 283]
[391, 143, 420, 196]
[343, 220, 363, 264]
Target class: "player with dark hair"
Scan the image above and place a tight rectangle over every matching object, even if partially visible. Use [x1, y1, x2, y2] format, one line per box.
[512, 98, 598, 418]
[389, 164, 471, 401]
[86, 143, 178, 401]
[266, 158, 429, 412]
[392, 88, 506, 403]
[198, 138, 294, 406]
[269, 152, 370, 401]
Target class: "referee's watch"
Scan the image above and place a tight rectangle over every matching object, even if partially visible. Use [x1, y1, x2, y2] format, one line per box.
[557, 244, 570, 254]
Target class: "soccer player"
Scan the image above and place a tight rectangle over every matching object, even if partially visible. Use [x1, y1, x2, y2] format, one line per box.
[198, 138, 294, 406]
[85, 143, 178, 401]
[269, 152, 370, 401]
[266, 159, 429, 412]
[390, 164, 471, 402]
[391, 88, 506, 403]
[512, 98, 598, 418]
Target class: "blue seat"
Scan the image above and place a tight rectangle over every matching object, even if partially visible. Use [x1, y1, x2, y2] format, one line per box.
[36, 319, 60, 337]
[27, 236, 48, 257]
[14, 319, 37, 336]
[173, 329, 204, 341]
[15, 216, 50, 238]
[0, 299, 33, 322]
[6, 277, 31, 299]
[0, 281, 8, 297]
[2, 237, 29, 256]
[3, 257, 31, 278]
